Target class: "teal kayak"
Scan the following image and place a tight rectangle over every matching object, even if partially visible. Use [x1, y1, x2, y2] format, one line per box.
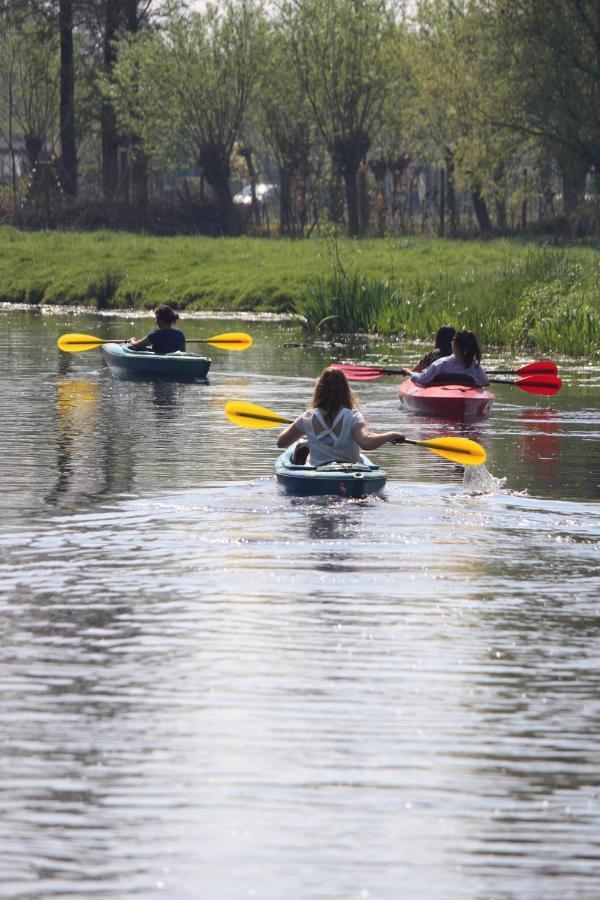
[100, 343, 211, 380]
[275, 444, 387, 497]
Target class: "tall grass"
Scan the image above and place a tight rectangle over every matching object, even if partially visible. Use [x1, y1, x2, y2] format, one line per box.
[294, 249, 600, 356]
[1, 227, 599, 355]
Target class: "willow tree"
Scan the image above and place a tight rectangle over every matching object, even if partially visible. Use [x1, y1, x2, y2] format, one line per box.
[111, 0, 265, 235]
[0, 19, 59, 173]
[490, 0, 600, 216]
[282, 0, 394, 237]
[256, 24, 314, 235]
[407, 0, 529, 236]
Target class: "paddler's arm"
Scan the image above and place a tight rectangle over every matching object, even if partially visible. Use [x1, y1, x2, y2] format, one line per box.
[277, 422, 303, 449]
[353, 422, 405, 451]
[128, 334, 151, 351]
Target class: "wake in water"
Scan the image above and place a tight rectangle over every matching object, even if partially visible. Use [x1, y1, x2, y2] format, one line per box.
[462, 465, 507, 494]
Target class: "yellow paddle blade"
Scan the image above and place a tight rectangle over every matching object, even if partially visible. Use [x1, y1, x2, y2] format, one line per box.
[417, 436, 487, 466]
[57, 333, 106, 352]
[203, 332, 253, 351]
[225, 400, 292, 429]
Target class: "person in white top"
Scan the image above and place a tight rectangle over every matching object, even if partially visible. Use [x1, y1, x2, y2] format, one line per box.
[404, 330, 490, 387]
[276, 367, 405, 466]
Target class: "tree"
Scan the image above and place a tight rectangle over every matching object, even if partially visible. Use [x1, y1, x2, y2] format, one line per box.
[0, 19, 59, 173]
[111, 0, 265, 235]
[283, 0, 395, 237]
[490, 0, 600, 216]
[58, 0, 77, 195]
[256, 23, 313, 235]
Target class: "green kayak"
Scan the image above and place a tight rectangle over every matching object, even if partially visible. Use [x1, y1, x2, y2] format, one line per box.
[275, 444, 387, 497]
[100, 342, 211, 380]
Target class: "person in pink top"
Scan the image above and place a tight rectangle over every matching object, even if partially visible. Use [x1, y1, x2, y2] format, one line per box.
[406, 329, 490, 387]
[276, 367, 405, 466]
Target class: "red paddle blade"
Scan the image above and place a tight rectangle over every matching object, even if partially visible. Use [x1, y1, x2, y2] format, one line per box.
[331, 363, 400, 380]
[515, 374, 562, 395]
[515, 360, 558, 377]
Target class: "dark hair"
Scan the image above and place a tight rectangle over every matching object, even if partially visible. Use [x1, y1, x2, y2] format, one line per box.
[312, 367, 355, 423]
[155, 304, 179, 325]
[454, 330, 482, 367]
[434, 325, 456, 357]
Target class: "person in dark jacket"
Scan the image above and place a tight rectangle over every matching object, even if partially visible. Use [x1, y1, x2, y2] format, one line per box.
[412, 325, 456, 372]
[129, 304, 186, 354]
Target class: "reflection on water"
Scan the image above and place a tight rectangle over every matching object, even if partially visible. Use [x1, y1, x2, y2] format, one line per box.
[518, 407, 561, 481]
[1, 310, 599, 899]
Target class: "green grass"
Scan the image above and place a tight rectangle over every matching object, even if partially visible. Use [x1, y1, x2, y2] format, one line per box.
[1, 227, 599, 354]
[295, 249, 600, 355]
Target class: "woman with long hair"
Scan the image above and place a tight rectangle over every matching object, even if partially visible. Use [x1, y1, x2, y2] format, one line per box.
[277, 367, 405, 466]
[407, 330, 489, 387]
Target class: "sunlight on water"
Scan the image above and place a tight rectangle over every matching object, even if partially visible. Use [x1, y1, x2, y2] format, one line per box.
[1, 309, 599, 899]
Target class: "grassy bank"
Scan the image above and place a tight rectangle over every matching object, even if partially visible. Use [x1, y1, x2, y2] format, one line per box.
[1, 227, 599, 354]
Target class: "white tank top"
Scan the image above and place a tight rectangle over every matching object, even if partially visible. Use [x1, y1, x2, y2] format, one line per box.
[293, 406, 365, 466]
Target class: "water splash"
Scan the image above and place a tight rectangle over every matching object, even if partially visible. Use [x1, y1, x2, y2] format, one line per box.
[462, 465, 506, 494]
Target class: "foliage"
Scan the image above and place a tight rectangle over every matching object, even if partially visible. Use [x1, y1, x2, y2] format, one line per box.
[87, 269, 124, 309]
[294, 271, 403, 335]
[109, 1, 266, 219]
[282, 0, 397, 235]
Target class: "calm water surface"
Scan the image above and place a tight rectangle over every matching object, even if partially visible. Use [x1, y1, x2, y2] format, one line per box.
[1, 308, 599, 899]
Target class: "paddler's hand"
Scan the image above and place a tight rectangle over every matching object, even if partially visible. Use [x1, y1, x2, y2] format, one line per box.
[391, 434, 406, 445]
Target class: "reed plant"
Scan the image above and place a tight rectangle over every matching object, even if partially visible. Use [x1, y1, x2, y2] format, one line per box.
[294, 248, 600, 356]
[2, 226, 599, 355]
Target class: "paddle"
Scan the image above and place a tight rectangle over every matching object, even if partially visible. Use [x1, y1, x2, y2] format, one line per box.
[333, 360, 558, 378]
[489, 374, 562, 395]
[57, 331, 253, 353]
[331, 363, 561, 395]
[488, 360, 558, 376]
[224, 400, 487, 466]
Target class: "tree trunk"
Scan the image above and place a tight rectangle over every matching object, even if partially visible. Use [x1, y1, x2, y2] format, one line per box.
[341, 166, 360, 236]
[199, 144, 241, 236]
[239, 144, 260, 227]
[102, 0, 120, 202]
[358, 162, 369, 235]
[59, 0, 77, 196]
[125, 0, 148, 224]
[445, 151, 458, 236]
[559, 157, 588, 217]
[279, 165, 294, 236]
[495, 196, 507, 230]
[471, 186, 492, 235]
[438, 166, 445, 237]
[332, 133, 369, 237]
[370, 159, 387, 237]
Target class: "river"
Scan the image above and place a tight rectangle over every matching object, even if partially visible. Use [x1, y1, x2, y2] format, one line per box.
[1, 307, 599, 899]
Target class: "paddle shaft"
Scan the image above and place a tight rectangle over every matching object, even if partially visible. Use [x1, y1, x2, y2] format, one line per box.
[57, 330, 253, 353]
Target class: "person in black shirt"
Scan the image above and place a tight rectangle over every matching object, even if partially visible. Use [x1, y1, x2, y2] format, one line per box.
[129, 304, 186, 354]
[412, 325, 456, 372]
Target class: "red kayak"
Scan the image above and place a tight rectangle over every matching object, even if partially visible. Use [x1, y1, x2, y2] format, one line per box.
[399, 378, 494, 419]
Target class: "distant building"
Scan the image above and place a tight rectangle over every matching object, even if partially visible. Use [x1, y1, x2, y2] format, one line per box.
[0, 142, 26, 186]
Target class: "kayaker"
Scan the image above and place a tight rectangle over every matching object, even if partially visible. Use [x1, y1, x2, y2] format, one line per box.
[406, 329, 489, 387]
[129, 304, 186, 354]
[276, 366, 405, 465]
[412, 325, 456, 372]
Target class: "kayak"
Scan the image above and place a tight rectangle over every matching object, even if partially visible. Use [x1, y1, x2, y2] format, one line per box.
[275, 444, 387, 497]
[399, 377, 494, 419]
[100, 342, 211, 380]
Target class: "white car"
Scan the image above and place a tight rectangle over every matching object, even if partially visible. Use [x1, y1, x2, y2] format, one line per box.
[233, 183, 277, 206]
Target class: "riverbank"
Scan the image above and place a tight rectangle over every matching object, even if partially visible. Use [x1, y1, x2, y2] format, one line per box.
[2, 228, 599, 355]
